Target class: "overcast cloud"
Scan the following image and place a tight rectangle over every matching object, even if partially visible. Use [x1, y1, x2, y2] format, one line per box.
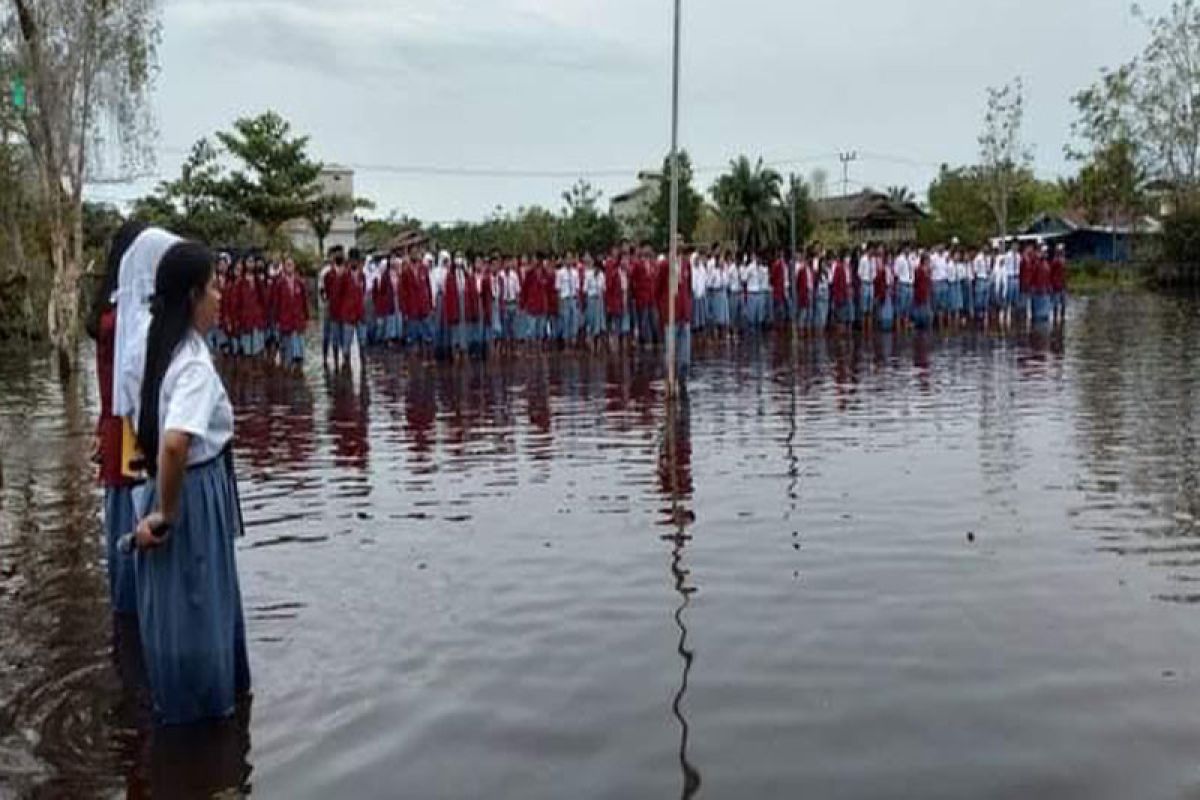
[85, 0, 1156, 222]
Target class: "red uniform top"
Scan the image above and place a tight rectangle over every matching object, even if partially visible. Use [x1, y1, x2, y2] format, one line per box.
[256, 276, 271, 325]
[1049, 256, 1067, 292]
[372, 271, 396, 316]
[796, 263, 812, 307]
[481, 272, 495, 325]
[519, 269, 538, 315]
[604, 259, 624, 316]
[236, 275, 265, 330]
[873, 263, 893, 301]
[1031, 258, 1053, 293]
[95, 308, 133, 488]
[656, 259, 693, 325]
[464, 272, 481, 324]
[273, 274, 309, 334]
[323, 267, 344, 323]
[914, 262, 933, 305]
[831, 260, 850, 305]
[337, 269, 366, 323]
[770, 258, 787, 302]
[540, 267, 557, 317]
[576, 263, 588, 309]
[1019, 253, 1033, 293]
[631, 259, 655, 310]
[219, 276, 238, 337]
[443, 268, 462, 324]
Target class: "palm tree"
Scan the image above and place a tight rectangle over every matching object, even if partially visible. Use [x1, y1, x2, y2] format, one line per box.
[887, 185, 915, 205]
[711, 156, 785, 253]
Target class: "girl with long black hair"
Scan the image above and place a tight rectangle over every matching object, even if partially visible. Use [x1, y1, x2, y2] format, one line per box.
[87, 220, 147, 616]
[133, 240, 251, 725]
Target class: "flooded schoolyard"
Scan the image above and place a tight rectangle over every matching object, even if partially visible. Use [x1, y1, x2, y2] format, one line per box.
[2, 291, 1200, 799]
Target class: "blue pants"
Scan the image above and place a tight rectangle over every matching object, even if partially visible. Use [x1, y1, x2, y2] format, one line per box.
[558, 297, 579, 341]
[282, 331, 304, 363]
[340, 322, 366, 354]
[322, 315, 337, 354]
[898, 284, 913, 319]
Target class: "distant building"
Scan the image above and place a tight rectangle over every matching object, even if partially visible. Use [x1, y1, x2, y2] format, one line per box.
[610, 171, 661, 242]
[284, 164, 358, 256]
[1012, 211, 1162, 262]
[813, 190, 926, 246]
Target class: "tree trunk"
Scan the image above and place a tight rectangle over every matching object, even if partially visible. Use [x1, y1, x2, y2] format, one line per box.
[45, 200, 82, 371]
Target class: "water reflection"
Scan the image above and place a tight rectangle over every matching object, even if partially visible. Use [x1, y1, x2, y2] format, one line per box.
[6, 299, 1200, 797]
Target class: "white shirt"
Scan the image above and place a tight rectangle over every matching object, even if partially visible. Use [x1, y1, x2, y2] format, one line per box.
[747, 261, 769, 293]
[584, 270, 605, 298]
[1006, 251, 1020, 278]
[857, 255, 875, 283]
[992, 256, 1008, 291]
[737, 262, 753, 289]
[894, 253, 914, 285]
[159, 330, 234, 466]
[691, 261, 707, 299]
[973, 253, 988, 280]
[931, 253, 950, 282]
[431, 264, 448, 301]
[556, 266, 578, 299]
[503, 269, 521, 303]
[317, 264, 332, 308]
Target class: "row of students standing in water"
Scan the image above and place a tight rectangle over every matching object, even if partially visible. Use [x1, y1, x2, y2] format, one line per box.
[301, 240, 1069, 366]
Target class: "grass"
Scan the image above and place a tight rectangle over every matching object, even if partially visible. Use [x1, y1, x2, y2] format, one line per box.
[1067, 261, 1146, 293]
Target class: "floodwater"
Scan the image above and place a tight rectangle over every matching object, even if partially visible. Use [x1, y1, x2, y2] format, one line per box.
[2, 291, 1199, 799]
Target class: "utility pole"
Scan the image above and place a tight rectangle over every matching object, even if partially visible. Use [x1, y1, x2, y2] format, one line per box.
[838, 151, 857, 239]
[788, 173, 797, 263]
[665, 0, 682, 398]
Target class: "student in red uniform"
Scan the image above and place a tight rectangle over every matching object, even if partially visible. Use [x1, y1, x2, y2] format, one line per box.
[273, 256, 309, 366]
[86, 220, 147, 617]
[913, 254, 934, 330]
[337, 251, 367, 363]
[1030, 246, 1053, 324]
[463, 257, 483, 357]
[769, 252, 788, 329]
[540, 257, 558, 352]
[320, 247, 345, 363]
[233, 258, 265, 357]
[831, 254, 851, 331]
[372, 258, 397, 346]
[656, 247, 694, 379]
[1050, 243, 1068, 324]
[631, 252, 656, 346]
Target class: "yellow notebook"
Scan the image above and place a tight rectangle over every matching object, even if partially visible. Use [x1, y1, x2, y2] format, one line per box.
[120, 417, 147, 480]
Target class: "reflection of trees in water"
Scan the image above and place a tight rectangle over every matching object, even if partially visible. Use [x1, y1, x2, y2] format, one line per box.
[659, 397, 701, 800]
[1070, 294, 1200, 595]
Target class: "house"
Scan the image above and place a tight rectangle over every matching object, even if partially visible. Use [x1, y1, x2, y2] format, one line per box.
[284, 164, 358, 256]
[812, 190, 925, 246]
[1014, 211, 1161, 262]
[610, 171, 661, 242]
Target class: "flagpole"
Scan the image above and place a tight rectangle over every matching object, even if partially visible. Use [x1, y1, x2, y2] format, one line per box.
[665, 0, 681, 397]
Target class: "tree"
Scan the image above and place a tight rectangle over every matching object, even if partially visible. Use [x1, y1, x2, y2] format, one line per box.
[921, 163, 1066, 247]
[305, 193, 373, 257]
[5, 0, 161, 367]
[215, 111, 323, 242]
[711, 155, 785, 254]
[646, 150, 702, 249]
[785, 174, 816, 252]
[977, 77, 1033, 239]
[559, 179, 620, 254]
[158, 137, 248, 245]
[887, 185, 915, 204]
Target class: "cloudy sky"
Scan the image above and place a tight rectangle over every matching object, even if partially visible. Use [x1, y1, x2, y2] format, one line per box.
[86, 0, 1156, 222]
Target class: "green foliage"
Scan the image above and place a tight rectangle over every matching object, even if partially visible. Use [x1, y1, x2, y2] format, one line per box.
[558, 179, 621, 254]
[215, 111, 324, 236]
[1069, 138, 1147, 226]
[921, 164, 1067, 246]
[977, 77, 1034, 236]
[1159, 198, 1200, 284]
[711, 156, 785, 254]
[646, 150, 703, 249]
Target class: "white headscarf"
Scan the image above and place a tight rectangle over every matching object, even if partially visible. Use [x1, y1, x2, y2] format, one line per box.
[113, 227, 182, 418]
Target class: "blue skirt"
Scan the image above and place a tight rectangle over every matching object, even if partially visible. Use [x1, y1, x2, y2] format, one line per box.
[135, 455, 250, 726]
[709, 290, 730, 327]
[878, 298, 895, 332]
[585, 296, 605, 337]
[1031, 292, 1051, 322]
[282, 331, 305, 363]
[240, 330, 265, 357]
[974, 278, 990, 314]
[105, 486, 138, 616]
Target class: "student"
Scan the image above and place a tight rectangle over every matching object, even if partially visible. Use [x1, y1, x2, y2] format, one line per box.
[913, 253, 934, 330]
[631, 252, 655, 346]
[794, 252, 813, 333]
[657, 249, 693, 379]
[692, 252, 709, 335]
[87, 221, 147, 617]
[555, 256, 579, 346]
[769, 251, 788, 328]
[1030, 246, 1052, 324]
[603, 252, 624, 350]
[209, 254, 231, 353]
[858, 247, 876, 333]
[273, 256, 309, 366]
[463, 258, 483, 358]
[991, 246, 1009, 328]
[709, 251, 732, 337]
[830, 253, 851, 331]
[371, 257, 397, 345]
[875, 252, 896, 333]
[502, 257, 522, 353]
[338, 253, 367, 362]
[894, 248, 914, 331]
[1050, 243, 1068, 324]
[956, 250, 972, 326]
[972, 249, 991, 322]
[813, 257, 831, 333]
[320, 247, 344, 364]
[731, 254, 748, 333]
[583, 254, 606, 351]
[131, 240, 250, 726]
[931, 247, 949, 329]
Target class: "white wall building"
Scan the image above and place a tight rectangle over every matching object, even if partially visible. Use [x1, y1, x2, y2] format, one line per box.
[285, 164, 358, 256]
[610, 171, 660, 242]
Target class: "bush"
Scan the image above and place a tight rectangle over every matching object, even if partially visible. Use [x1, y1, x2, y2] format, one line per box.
[1158, 200, 1200, 286]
